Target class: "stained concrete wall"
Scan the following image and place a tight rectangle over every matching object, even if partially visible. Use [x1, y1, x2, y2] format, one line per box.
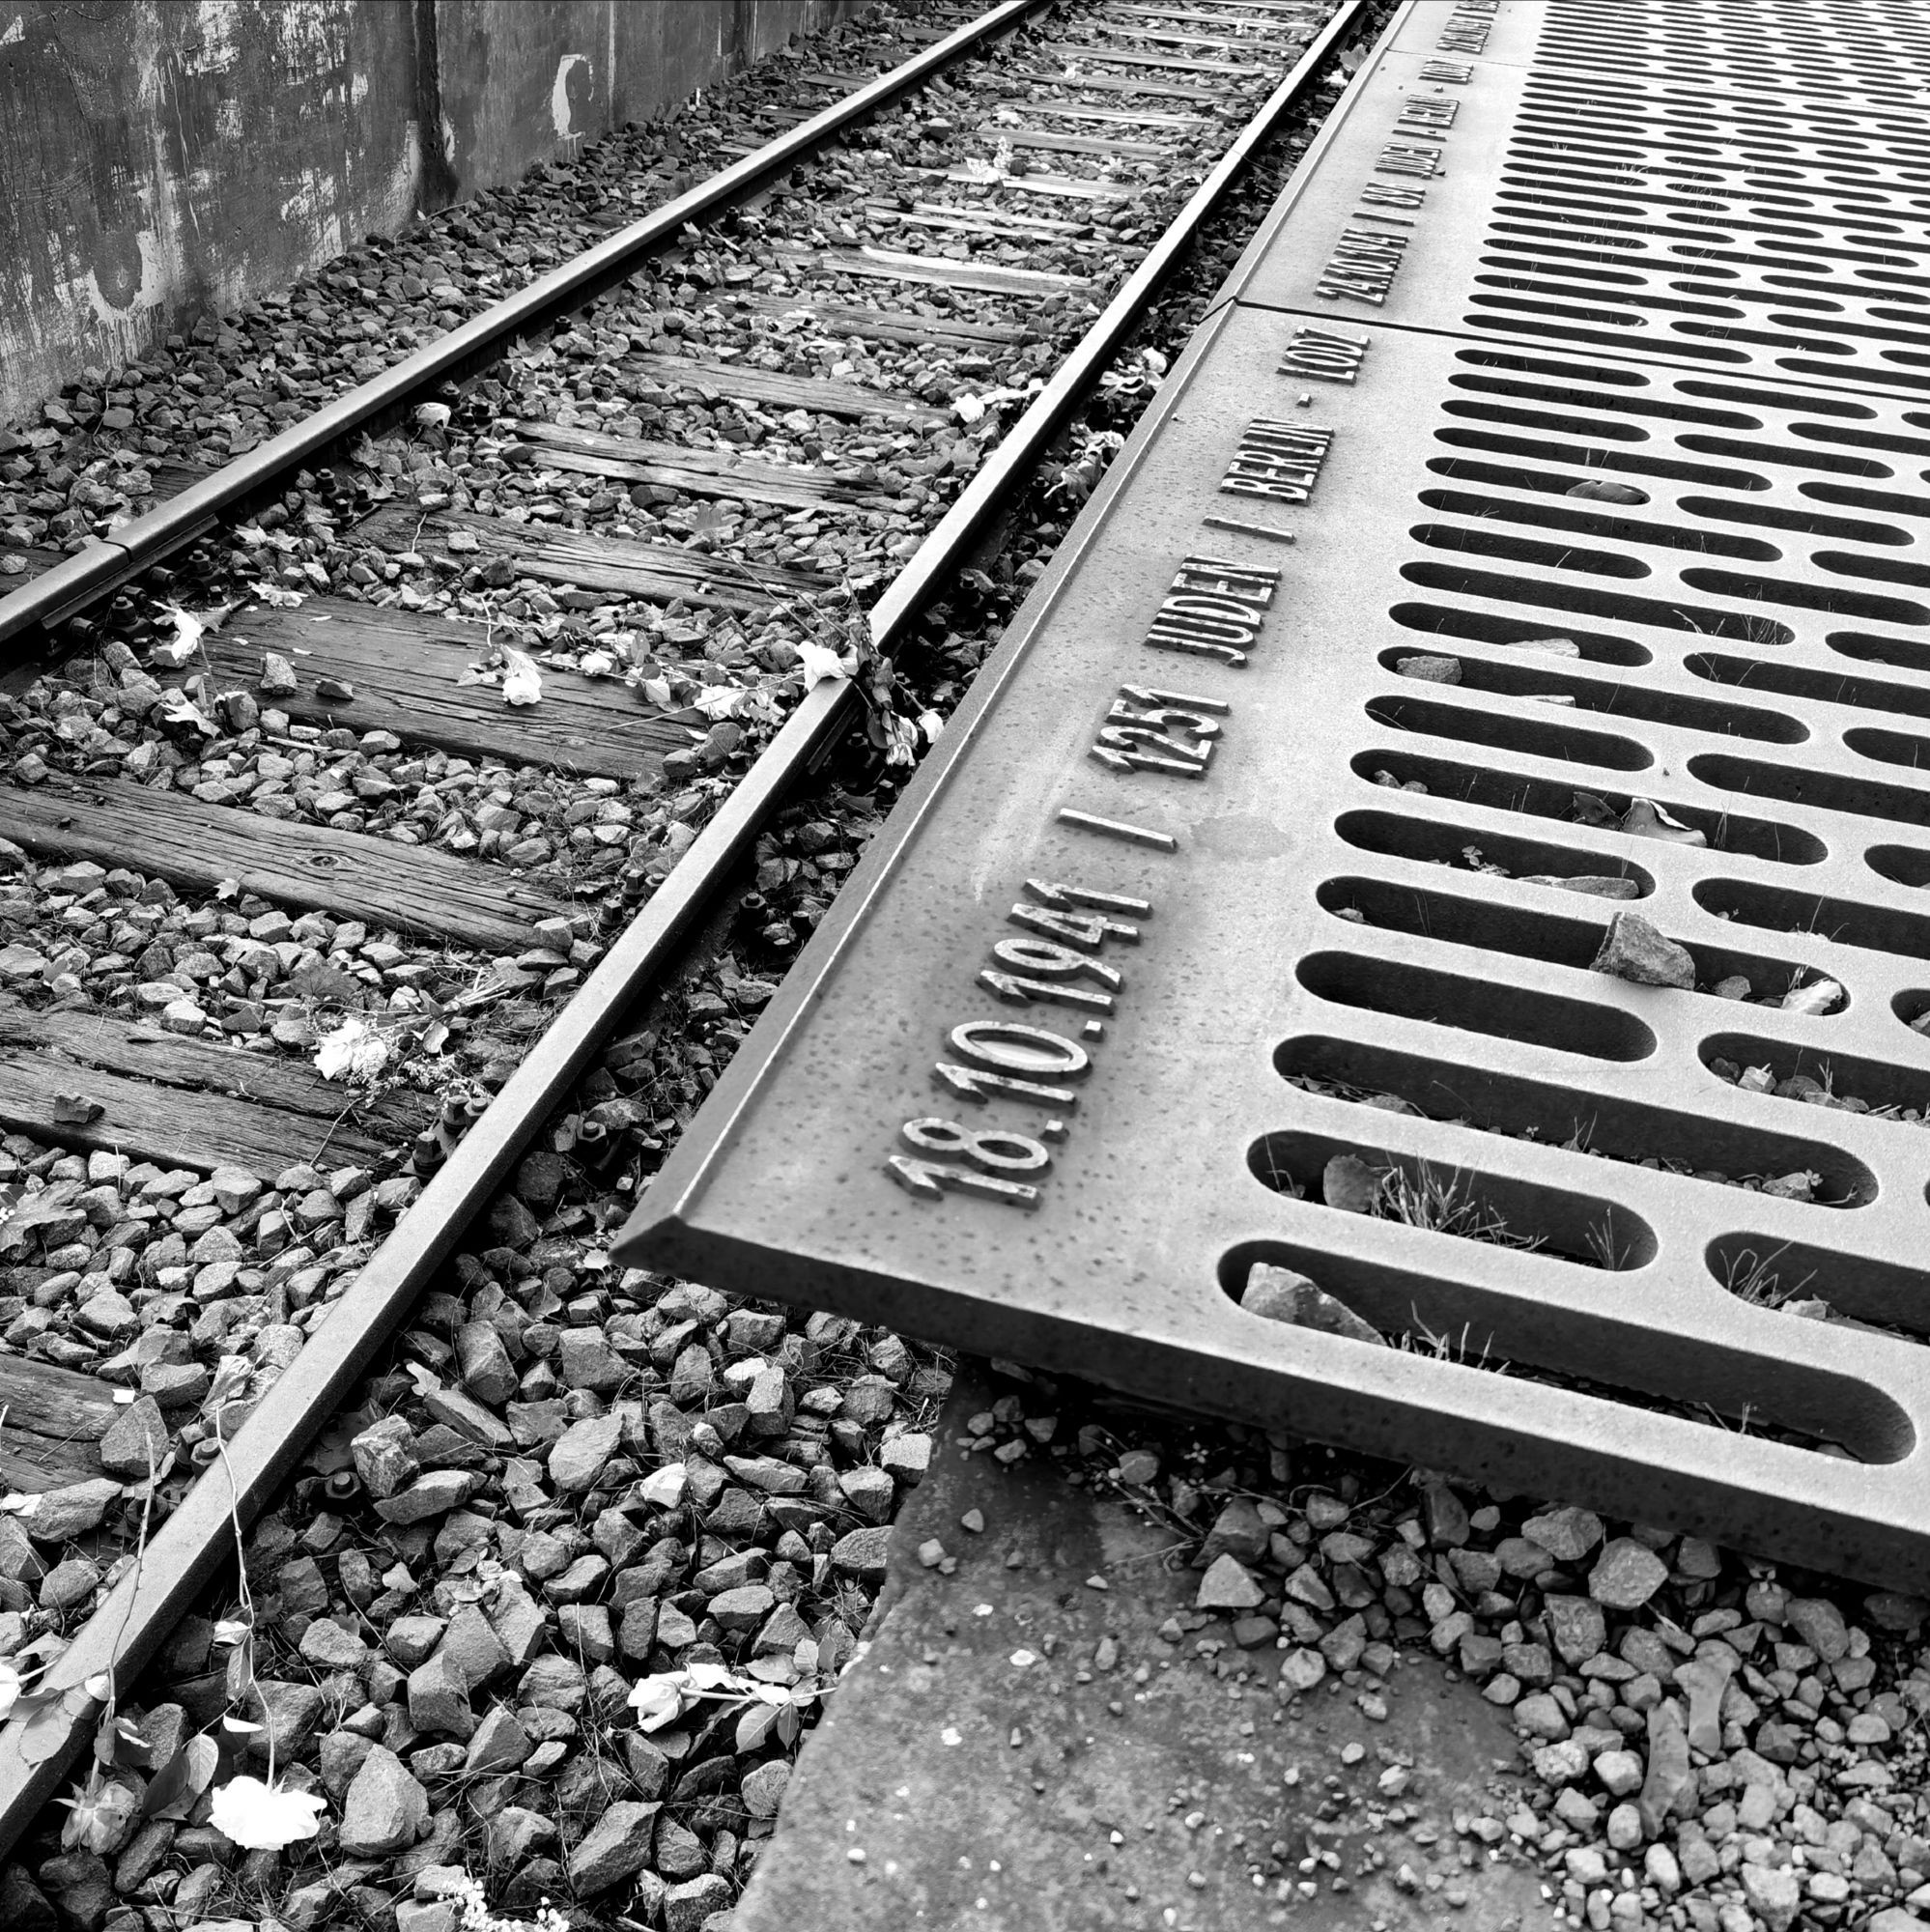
[0, 0, 858, 419]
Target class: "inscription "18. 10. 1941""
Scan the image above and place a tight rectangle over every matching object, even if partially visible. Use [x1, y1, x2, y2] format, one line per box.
[880, 517, 1285, 1207]
[887, 880, 1152, 1211]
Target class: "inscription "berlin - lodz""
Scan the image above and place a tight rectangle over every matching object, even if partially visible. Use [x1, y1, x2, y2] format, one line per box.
[1219, 418, 1335, 504]
[1279, 323, 1370, 384]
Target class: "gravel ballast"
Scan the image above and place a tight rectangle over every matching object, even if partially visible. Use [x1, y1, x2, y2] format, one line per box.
[0, 0, 1352, 1653]
[857, 1370, 1930, 1932]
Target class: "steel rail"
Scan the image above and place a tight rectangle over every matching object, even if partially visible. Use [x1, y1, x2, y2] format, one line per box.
[0, 0, 1371, 1849]
[0, 0, 1049, 652]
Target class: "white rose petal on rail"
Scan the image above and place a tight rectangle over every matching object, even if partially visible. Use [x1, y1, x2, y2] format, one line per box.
[313, 1016, 391, 1083]
[208, 1775, 326, 1852]
[628, 1673, 693, 1732]
[795, 639, 855, 689]
[500, 647, 543, 707]
[881, 712, 920, 768]
[150, 604, 205, 668]
[156, 691, 215, 736]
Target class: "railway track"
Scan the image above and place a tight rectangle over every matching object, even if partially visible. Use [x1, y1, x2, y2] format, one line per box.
[0, 0, 1377, 1893]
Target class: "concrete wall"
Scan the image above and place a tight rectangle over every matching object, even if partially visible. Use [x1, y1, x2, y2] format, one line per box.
[0, 0, 857, 420]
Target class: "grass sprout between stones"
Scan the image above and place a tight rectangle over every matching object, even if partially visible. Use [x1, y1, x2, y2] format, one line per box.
[1374, 1166, 1546, 1255]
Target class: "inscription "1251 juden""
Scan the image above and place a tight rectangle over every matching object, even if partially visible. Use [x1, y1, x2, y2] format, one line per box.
[1087, 680, 1229, 778]
[1143, 554, 1282, 667]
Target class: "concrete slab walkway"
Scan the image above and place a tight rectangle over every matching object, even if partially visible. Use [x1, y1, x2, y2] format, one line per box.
[736, 1365, 1550, 1931]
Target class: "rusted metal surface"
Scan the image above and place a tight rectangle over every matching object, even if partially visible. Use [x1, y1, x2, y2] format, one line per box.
[0, 0, 857, 418]
[619, 0, 1930, 1591]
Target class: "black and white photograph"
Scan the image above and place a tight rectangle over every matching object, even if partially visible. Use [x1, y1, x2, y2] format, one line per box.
[0, 2, 1926, 1928]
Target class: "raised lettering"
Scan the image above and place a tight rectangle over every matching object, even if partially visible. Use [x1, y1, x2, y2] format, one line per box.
[901, 1118, 1053, 1175]
[1376, 142, 1441, 179]
[886, 1154, 1040, 1208]
[1116, 685, 1228, 716]
[1419, 58, 1474, 82]
[950, 1017, 1094, 1074]
[1008, 903, 1139, 949]
[1223, 468, 1312, 501]
[979, 969, 1116, 1013]
[1315, 273, 1389, 305]
[932, 1061, 1081, 1109]
[990, 937, 1122, 991]
[1090, 728, 1213, 777]
[1170, 555, 1280, 604]
[1327, 245, 1405, 283]
[1142, 637, 1245, 667]
[1436, 19, 1490, 53]
[1108, 700, 1223, 742]
[1317, 225, 1409, 305]
[1149, 602, 1260, 641]
[1278, 324, 1371, 384]
[1021, 881, 1153, 917]
[1361, 182, 1426, 209]
[1137, 554, 1283, 667]
[1221, 418, 1334, 502]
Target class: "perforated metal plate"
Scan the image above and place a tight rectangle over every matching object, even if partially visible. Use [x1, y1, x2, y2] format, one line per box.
[617, 2, 1930, 1587]
[1225, 0, 1930, 402]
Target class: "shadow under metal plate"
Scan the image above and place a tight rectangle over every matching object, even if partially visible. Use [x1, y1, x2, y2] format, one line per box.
[618, 0, 1930, 1590]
